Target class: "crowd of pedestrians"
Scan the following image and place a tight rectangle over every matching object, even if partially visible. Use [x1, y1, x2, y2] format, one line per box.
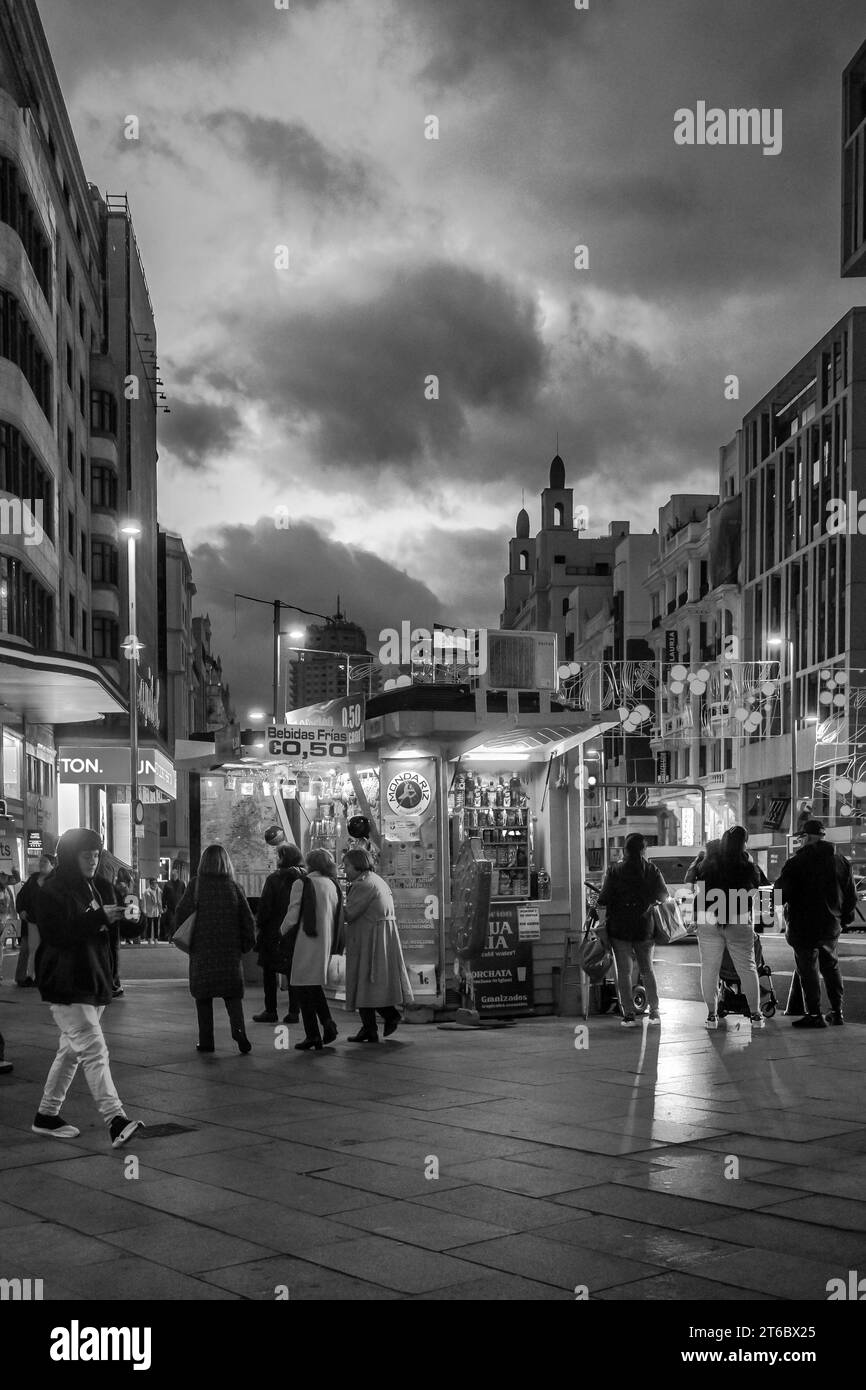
[0, 813, 857, 1134]
[595, 819, 855, 1030]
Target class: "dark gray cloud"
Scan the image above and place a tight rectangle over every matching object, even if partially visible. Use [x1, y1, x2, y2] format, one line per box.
[202, 110, 380, 208]
[220, 259, 546, 471]
[189, 516, 451, 715]
[160, 399, 244, 472]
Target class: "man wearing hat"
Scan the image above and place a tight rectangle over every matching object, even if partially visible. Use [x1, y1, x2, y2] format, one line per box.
[31, 828, 143, 1147]
[776, 818, 855, 1028]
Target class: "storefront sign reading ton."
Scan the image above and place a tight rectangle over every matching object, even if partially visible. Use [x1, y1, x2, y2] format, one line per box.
[57, 746, 177, 799]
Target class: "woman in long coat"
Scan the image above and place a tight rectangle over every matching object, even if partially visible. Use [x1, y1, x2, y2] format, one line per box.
[281, 849, 342, 1050]
[343, 849, 413, 1043]
[175, 843, 256, 1054]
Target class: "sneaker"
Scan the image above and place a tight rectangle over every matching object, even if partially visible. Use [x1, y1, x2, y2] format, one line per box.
[383, 1014, 400, 1038]
[620, 1014, 637, 1028]
[791, 1013, 828, 1029]
[0, 1060, 12, 1074]
[825, 1010, 845, 1026]
[109, 1115, 144, 1148]
[705, 1014, 718, 1030]
[32, 1112, 80, 1139]
[283, 1012, 299, 1025]
[252, 1011, 278, 1024]
[750, 1013, 766, 1029]
[112, 987, 125, 998]
[647, 1010, 660, 1025]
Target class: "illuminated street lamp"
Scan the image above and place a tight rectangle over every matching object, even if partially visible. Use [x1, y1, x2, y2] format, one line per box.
[120, 519, 143, 886]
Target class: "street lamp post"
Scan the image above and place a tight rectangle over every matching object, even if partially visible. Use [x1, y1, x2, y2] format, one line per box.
[234, 594, 331, 723]
[121, 520, 143, 888]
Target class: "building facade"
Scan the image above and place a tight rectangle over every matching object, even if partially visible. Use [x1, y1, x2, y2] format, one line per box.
[287, 610, 375, 709]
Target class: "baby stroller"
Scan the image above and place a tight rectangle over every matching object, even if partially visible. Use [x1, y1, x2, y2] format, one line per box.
[717, 931, 778, 1019]
[584, 882, 646, 1016]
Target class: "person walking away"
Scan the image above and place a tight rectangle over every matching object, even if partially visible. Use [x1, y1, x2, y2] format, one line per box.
[13, 853, 55, 987]
[160, 869, 183, 941]
[595, 833, 668, 1026]
[342, 849, 414, 1042]
[776, 818, 854, 1028]
[253, 844, 305, 1024]
[30, 828, 143, 1147]
[175, 844, 256, 1053]
[281, 849, 342, 1049]
[115, 870, 139, 946]
[141, 879, 162, 945]
[695, 825, 767, 1031]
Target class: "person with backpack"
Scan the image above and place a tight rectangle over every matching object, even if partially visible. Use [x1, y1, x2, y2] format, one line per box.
[280, 849, 343, 1050]
[253, 844, 305, 1024]
[776, 818, 855, 1028]
[595, 834, 669, 1026]
[694, 825, 767, 1031]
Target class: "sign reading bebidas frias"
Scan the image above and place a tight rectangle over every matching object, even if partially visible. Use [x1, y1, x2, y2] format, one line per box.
[267, 696, 365, 760]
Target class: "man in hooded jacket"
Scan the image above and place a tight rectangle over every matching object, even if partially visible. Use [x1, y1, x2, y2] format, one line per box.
[31, 828, 143, 1147]
[776, 818, 855, 1028]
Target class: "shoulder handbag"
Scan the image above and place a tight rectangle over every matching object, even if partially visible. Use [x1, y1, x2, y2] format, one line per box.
[650, 897, 687, 945]
[575, 929, 612, 982]
[171, 878, 198, 955]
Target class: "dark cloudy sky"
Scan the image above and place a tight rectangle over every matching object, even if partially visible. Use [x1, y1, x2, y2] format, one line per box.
[40, 0, 866, 718]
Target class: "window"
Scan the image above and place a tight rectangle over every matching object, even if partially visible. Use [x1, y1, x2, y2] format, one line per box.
[81, 607, 87, 651]
[0, 156, 53, 305]
[90, 388, 118, 435]
[67, 509, 74, 555]
[0, 289, 53, 418]
[79, 374, 86, 417]
[92, 615, 119, 660]
[65, 261, 73, 305]
[68, 592, 76, 638]
[91, 463, 118, 511]
[80, 451, 86, 495]
[91, 539, 119, 586]
[554, 554, 566, 564]
[66, 428, 73, 471]
[561, 597, 569, 616]
[78, 302, 85, 339]
[0, 554, 54, 647]
[65, 344, 72, 388]
[0, 420, 54, 541]
[80, 530, 86, 574]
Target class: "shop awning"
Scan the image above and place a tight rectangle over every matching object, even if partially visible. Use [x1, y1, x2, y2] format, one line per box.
[0, 643, 126, 724]
[364, 703, 615, 763]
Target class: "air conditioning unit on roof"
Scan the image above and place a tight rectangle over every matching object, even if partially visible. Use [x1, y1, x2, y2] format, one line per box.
[472, 630, 558, 693]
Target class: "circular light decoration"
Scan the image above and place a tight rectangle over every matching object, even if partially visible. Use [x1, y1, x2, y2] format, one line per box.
[396, 674, 412, 688]
[834, 694, 847, 708]
[568, 661, 581, 675]
[841, 804, 854, 818]
[835, 777, 853, 793]
[819, 669, 832, 680]
[557, 664, 571, 681]
[734, 707, 749, 722]
[384, 678, 396, 691]
[853, 781, 866, 797]
[744, 713, 762, 731]
[690, 680, 707, 696]
[617, 705, 630, 722]
[670, 681, 685, 695]
[819, 691, 833, 705]
[671, 664, 688, 681]
[635, 704, 651, 721]
[697, 667, 710, 683]
[761, 681, 776, 697]
[835, 671, 849, 685]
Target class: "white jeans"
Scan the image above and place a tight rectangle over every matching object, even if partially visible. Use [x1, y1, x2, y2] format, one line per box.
[697, 921, 760, 1015]
[39, 1004, 124, 1124]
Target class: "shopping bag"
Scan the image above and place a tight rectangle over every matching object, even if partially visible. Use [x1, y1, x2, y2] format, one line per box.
[650, 898, 687, 945]
[326, 953, 346, 989]
[575, 931, 612, 982]
[171, 912, 196, 955]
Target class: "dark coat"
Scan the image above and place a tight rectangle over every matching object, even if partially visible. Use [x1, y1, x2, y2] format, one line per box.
[777, 842, 857, 946]
[597, 858, 668, 942]
[255, 867, 305, 972]
[176, 875, 255, 1001]
[35, 869, 114, 1006]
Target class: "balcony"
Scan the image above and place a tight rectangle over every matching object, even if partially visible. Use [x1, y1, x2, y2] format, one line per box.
[699, 769, 740, 790]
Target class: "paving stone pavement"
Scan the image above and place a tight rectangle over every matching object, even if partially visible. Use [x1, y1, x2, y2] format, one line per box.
[2, 983, 866, 1301]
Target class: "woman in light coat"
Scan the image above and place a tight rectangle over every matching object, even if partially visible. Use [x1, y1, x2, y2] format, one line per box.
[281, 849, 342, 1051]
[343, 849, 413, 1043]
